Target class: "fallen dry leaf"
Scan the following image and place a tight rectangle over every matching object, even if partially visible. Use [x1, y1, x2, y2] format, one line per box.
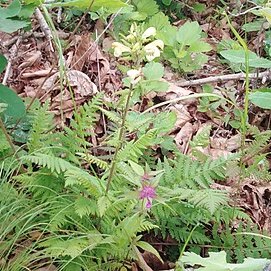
[18, 50, 42, 69]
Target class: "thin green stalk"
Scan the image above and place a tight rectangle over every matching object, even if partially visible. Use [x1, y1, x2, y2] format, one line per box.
[39, 5, 66, 124]
[106, 84, 133, 193]
[225, 13, 250, 180]
[0, 118, 17, 156]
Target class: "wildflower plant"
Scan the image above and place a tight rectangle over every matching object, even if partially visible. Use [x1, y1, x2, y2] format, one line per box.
[112, 23, 164, 66]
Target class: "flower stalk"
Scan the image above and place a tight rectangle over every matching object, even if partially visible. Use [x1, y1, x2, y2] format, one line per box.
[106, 83, 134, 193]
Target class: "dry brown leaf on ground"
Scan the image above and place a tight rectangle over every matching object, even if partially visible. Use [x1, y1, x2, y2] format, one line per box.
[174, 122, 196, 153]
[43, 70, 98, 96]
[157, 81, 196, 105]
[170, 104, 192, 130]
[70, 34, 92, 71]
[211, 134, 241, 152]
[36, 265, 58, 271]
[70, 34, 111, 81]
[240, 182, 268, 229]
[18, 50, 42, 69]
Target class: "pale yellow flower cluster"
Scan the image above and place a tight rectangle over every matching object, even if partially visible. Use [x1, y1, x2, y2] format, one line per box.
[112, 24, 164, 62]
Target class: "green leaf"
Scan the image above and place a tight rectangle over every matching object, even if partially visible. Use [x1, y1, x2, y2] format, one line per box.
[0, 18, 29, 33]
[189, 41, 212, 53]
[0, 55, 7, 74]
[0, 0, 21, 18]
[180, 251, 270, 271]
[133, 0, 159, 18]
[137, 241, 164, 263]
[143, 62, 164, 80]
[176, 21, 202, 45]
[147, 12, 171, 31]
[220, 49, 271, 68]
[0, 84, 26, 121]
[49, 0, 128, 12]
[161, 0, 172, 6]
[242, 20, 265, 32]
[249, 92, 271, 109]
[128, 160, 145, 176]
[140, 80, 168, 93]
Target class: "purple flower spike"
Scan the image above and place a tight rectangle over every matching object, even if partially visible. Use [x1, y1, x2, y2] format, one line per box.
[139, 185, 156, 209]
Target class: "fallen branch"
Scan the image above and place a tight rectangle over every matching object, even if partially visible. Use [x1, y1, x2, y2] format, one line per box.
[177, 70, 271, 87]
[35, 8, 54, 51]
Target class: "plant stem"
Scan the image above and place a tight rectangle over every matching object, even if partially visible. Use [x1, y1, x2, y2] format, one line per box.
[106, 84, 133, 193]
[0, 118, 17, 155]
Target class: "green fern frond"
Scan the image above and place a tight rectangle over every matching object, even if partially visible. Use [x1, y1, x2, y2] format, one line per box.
[99, 107, 122, 124]
[138, 219, 159, 232]
[24, 153, 74, 174]
[188, 189, 228, 214]
[27, 102, 57, 153]
[77, 153, 109, 170]
[64, 167, 103, 196]
[117, 129, 156, 162]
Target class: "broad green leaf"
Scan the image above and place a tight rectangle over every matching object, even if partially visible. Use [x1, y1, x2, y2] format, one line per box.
[49, 0, 127, 11]
[143, 62, 164, 80]
[133, 0, 159, 17]
[140, 80, 169, 93]
[147, 12, 171, 32]
[249, 92, 271, 109]
[220, 49, 271, 68]
[0, 0, 21, 18]
[189, 41, 212, 53]
[176, 21, 201, 45]
[137, 241, 164, 263]
[0, 55, 7, 74]
[128, 160, 145, 176]
[180, 251, 270, 271]
[0, 84, 26, 121]
[0, 18, 29, 33]
[242, 20, 265, 32]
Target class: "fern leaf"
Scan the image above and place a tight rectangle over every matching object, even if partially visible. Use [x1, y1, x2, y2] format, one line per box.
[24, 153, 73, 174]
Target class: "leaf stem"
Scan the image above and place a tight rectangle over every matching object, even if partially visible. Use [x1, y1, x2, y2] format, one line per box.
[106, 84, 133, 193]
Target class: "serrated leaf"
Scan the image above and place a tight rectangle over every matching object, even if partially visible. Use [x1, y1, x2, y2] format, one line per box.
[249, 92, 271, 109]
[133, 0, 159, 17]
[176, 21, 202, 45]
[220, 49, 271, 68]
[140, 80, 169, 93]
[143, 62, 164, 80]
[97, 196, 110, 217]
[0, 84, 26, 122]
[180, 251, 270, 271]
[75, 196, 94, 218]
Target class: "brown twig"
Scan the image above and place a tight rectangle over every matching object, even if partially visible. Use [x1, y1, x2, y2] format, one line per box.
[177, 70, 271, 87]
[2, 37, 22, 85]
[35, 7, 54, 51]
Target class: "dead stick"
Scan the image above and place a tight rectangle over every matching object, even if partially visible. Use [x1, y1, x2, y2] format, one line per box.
[177, 70, 271, 87]
[2, 37, 22, 85]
